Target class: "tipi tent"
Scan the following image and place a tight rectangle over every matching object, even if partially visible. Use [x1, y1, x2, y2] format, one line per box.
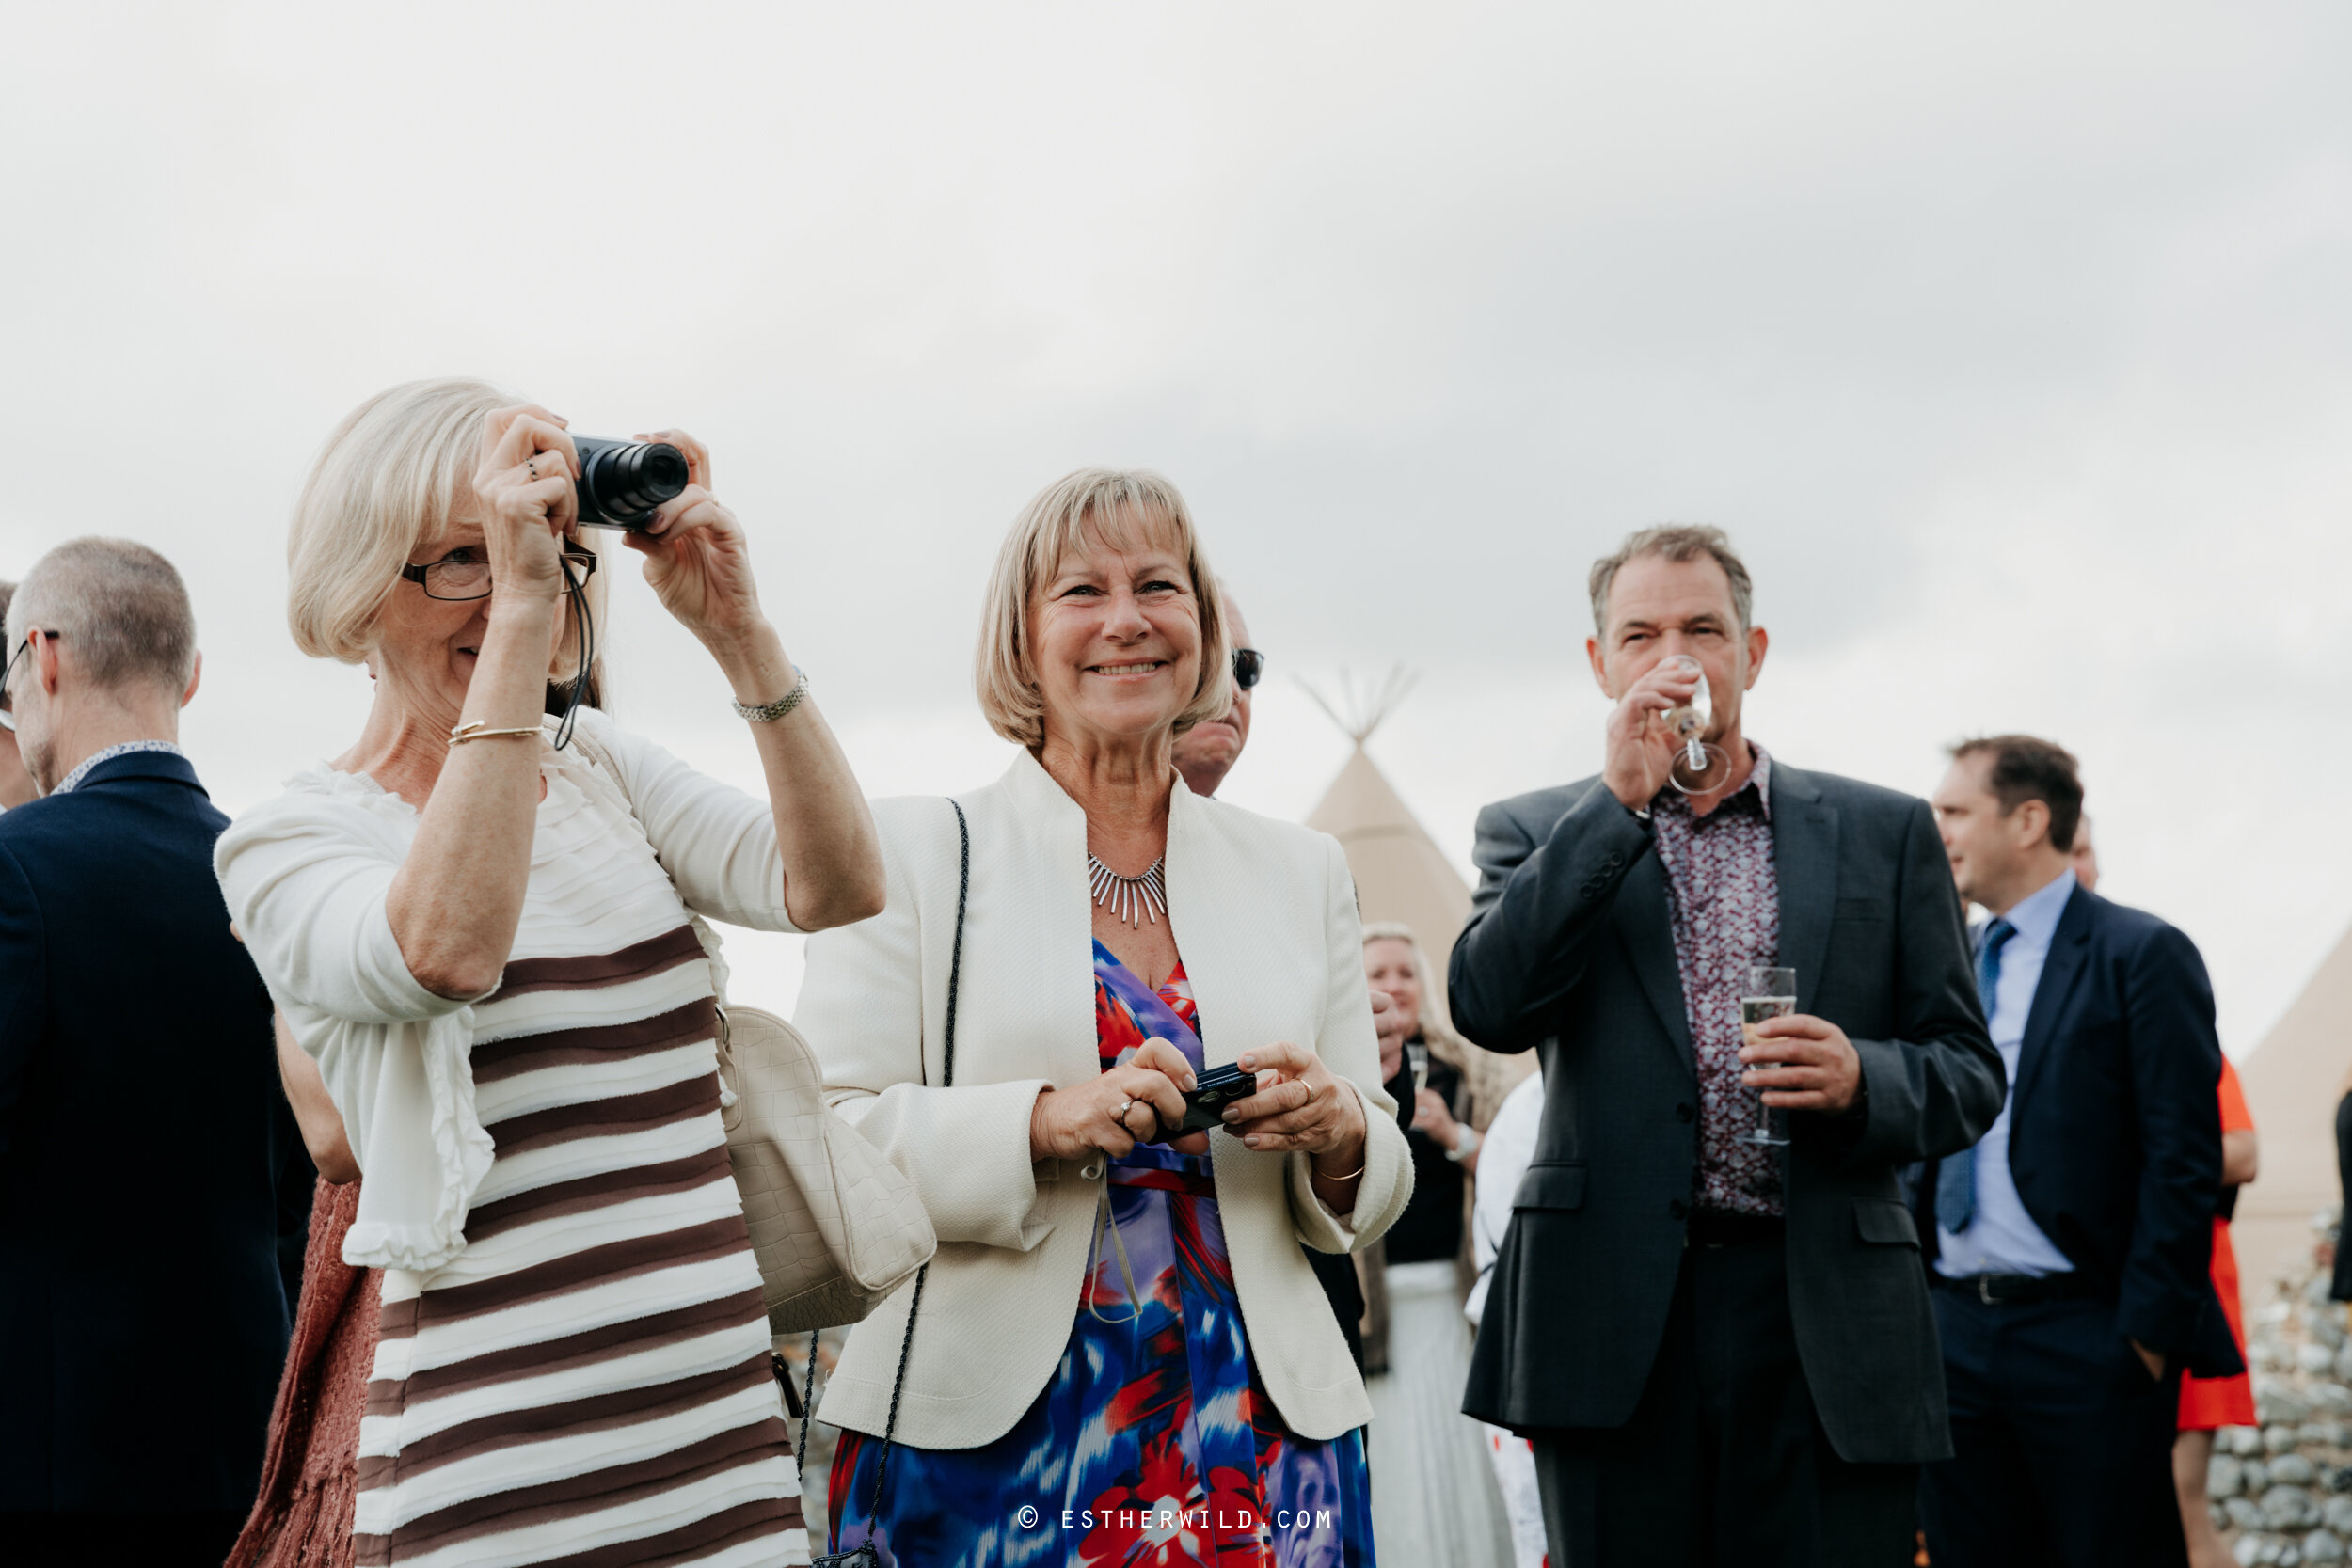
[2235, 921, 2352, 1293]
[1302, 672, 1537, 1125]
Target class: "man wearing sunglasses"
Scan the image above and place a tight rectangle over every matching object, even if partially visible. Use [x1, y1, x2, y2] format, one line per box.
[1172, 594, 1263, 800]
[1170, 598, 1395, 1377]
[0, 539, 302, 1565]
[0, 582, 38, 810]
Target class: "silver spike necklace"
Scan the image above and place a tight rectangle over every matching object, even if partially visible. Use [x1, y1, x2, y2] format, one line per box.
[1089, 854, 1168, 927]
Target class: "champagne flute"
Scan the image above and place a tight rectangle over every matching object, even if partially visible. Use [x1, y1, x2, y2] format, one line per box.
[1661, 655, 1732, 795]
[1406, 1040, 1429, 1098]
[1741, 966, 1797, 1148]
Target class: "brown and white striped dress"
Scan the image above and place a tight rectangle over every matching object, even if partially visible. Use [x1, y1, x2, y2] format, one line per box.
[219, 711, 806, 1567]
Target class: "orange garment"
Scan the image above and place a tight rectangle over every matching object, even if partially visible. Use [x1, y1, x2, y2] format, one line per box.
[2180, 1058, 2257, 1431]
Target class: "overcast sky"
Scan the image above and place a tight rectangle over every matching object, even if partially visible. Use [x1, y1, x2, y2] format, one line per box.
[5, 3, 2347, 1046]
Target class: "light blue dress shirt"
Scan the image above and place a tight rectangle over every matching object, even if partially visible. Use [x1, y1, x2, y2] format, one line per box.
[1935, 867, 2079, 1278]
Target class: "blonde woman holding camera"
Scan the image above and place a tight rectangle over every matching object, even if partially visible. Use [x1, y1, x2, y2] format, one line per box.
[218, 377, 882, 1567]
[798, 468, 1410, 1567]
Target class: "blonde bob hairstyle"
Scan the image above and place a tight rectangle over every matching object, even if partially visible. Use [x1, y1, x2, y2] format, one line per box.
[975, 467, 1230, 750]
[286, 376, 604, 670]
[1361, 920, 1470, 1071]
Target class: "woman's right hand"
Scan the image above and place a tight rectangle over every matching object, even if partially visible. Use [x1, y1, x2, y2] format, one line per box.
[470, 404, 581, 605]
[1029, 1038, 1200, 1161]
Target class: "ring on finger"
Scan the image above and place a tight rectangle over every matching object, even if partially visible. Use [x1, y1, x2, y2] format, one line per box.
[527, 458, 538, 480]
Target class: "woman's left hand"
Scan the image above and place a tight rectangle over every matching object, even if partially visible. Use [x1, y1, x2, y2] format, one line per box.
[1223, 1039, 1368, 1164]
[618, 429, 766, 645]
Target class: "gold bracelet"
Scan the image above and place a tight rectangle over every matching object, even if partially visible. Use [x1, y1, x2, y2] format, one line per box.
[1311, 1158, 1366, 1181]
[448, 721, 544, 748]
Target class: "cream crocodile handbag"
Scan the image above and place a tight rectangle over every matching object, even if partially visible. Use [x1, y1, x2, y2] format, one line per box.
[713, 1005, 935, 1332]
[563, 724, 935, 1334]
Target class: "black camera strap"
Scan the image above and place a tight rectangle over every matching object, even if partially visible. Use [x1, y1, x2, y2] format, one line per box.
[807, 797, 967, 1568]
[548, 551, 596, 752]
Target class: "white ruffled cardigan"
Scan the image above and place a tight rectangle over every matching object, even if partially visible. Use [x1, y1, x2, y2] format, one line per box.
[213, 708, 802, 1271]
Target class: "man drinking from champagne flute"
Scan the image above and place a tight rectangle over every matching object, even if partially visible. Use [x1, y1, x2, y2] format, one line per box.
[1448, 525, 2003, 1567]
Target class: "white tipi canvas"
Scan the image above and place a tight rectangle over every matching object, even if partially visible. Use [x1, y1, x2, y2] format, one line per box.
[1301, 672, 1537, 1125]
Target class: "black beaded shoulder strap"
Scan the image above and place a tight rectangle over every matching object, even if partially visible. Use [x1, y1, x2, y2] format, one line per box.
[805, 797, 967, 1562]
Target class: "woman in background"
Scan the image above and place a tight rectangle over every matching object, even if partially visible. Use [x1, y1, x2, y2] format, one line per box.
[2174, 1055, 2259, 1568]
[1362, 922, 1480, 1265]
[227, 1028, 376, 1568]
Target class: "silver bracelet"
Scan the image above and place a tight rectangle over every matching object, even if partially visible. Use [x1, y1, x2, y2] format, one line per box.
[732, 666, 809, 723]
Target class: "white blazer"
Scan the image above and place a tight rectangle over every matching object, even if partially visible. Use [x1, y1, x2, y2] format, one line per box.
[794, 749, 1412, 1450]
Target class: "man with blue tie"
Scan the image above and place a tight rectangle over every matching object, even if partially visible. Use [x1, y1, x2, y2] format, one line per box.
[1919, 736, 2224, 1567]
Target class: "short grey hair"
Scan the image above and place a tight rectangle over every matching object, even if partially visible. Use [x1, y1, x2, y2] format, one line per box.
[1588, 525, 1755, 634]
[8, 538, 197, 695]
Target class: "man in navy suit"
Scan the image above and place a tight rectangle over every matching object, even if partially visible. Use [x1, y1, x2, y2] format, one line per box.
[0, 539, 306, 1564]
[1918, 735, 2223, 1567]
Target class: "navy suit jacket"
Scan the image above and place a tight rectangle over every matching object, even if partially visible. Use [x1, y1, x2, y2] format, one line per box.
[0, 751, 307, 1514]
[1915, 884, 2227, 1364]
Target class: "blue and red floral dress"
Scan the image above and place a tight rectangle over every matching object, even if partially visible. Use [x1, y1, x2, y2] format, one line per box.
[828, 940, 1376, 1567]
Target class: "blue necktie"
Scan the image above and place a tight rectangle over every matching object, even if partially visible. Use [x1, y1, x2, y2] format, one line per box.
[1936, 918, 2015, 1235]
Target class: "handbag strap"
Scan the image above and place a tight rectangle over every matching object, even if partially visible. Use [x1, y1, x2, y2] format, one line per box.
[797, 797, 968, 1516]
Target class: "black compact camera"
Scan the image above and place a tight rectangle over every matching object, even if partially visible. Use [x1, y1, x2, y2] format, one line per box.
[572, 436, 690, 530]
[1169, 1061, 1258, 1137]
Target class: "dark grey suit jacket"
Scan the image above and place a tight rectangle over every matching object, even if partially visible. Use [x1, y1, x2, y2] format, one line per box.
[1447, 761, 2003, 1465]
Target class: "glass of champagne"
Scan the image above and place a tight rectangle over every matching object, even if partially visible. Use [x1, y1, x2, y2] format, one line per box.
[1406, 1040, 1430, 1098]
[1661, 655, 1732, 795]
[1741, 966, 1797, 1147]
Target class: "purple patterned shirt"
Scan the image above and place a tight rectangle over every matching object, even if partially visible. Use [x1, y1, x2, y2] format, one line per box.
[1649, 747, 1782, 1217]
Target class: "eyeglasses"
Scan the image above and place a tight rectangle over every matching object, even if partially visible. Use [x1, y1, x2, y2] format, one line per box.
[0, 629, 62, 734]
[1232, 647, 1265, 691]
[400, 550, 598, 602]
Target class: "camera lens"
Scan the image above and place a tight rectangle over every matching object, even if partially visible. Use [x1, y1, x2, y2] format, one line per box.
[573, 436, 691, 529]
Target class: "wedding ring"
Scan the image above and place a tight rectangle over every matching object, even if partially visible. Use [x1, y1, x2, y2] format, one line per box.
[1114, 1097, 1133, 1124]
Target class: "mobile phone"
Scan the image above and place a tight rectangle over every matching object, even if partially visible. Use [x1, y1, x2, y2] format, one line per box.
[1171, 1062, 1257, 1137]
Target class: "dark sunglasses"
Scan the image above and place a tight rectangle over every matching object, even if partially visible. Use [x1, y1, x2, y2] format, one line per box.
[1232, 647, 1265, 691]
[0, 629, 62, 734]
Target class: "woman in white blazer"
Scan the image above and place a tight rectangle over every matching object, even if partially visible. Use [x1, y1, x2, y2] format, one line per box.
[798, 468, 1411, 1566]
